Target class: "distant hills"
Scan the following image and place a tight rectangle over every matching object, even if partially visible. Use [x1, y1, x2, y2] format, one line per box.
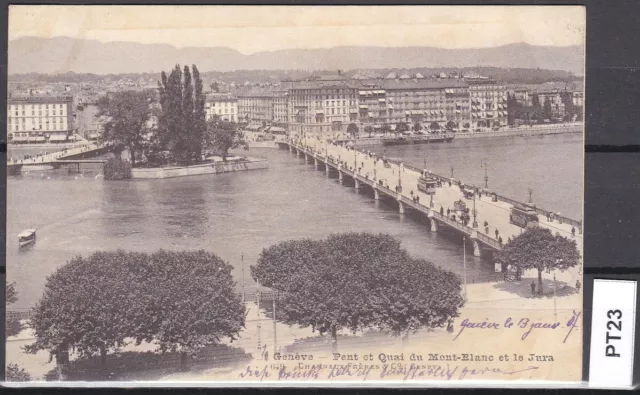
[9, 37, 585, 76]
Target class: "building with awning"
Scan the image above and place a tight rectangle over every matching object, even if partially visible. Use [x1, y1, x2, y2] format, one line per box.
[49, 134, 68, 142]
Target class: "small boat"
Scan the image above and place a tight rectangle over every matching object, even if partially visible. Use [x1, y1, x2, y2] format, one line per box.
[18, 229, 36, 248]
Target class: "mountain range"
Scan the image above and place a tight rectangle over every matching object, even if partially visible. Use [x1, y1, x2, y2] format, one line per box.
[9, 36, 584, 76]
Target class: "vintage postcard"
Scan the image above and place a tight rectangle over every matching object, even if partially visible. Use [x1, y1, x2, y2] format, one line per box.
[5, 5, 585, 385]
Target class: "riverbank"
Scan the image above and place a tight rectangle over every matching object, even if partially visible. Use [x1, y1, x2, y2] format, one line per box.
[130, 157, 268, 179]
[333, 123, 583, 146]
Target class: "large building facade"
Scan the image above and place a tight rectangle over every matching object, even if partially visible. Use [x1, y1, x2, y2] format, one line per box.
[7, 95, 74, 143]
[466, 77, 508, 129]
[205, 93, 238, 122]
[286, 77, 359, 135]
[237, 88, 273, 125]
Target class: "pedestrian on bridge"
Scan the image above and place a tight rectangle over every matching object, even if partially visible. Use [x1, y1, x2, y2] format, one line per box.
[440, 207, 444, 215]
[484, 220, 488, 228]
[447, 208, 450, 216]
[571, 227, 576, 237]
[495, 229, 499, 239]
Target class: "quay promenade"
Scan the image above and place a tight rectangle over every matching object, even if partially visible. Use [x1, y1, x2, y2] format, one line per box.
[332, 122, 583, 146]
[279, 137, 583, 263]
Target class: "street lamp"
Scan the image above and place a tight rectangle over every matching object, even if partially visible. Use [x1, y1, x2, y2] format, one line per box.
[481, 158, 489, 188]
[472, 195, 478, 228]
[462, 236, 468, 301]
[528, 188, 534, 204]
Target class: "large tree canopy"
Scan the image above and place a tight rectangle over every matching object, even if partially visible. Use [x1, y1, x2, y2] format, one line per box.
[97, 90, 153, 166]
[497, 227, 580, 293]
[25, 249, 245, 374]
[346, 123, 359, 137]
[157, 64, 206, 164]
[204, 118, 248, 160]
[251, 233, 463, 351]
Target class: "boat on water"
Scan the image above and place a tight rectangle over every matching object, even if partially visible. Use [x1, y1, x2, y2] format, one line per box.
[382, 134, 455, 146]
[18, 229, 36, 248]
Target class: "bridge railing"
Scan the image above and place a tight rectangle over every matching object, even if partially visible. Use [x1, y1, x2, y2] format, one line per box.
[475, 232, 502, 250]
[400, 196, 429, 214]
[382, 153, 582, 231]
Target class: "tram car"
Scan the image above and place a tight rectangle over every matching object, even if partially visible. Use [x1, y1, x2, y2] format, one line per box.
[509, 205, 539, 228]
[417, 170, 438, 195]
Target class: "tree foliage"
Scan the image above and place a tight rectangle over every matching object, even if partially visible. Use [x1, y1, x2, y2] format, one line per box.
[543, 99, 553, 120]
[103, 156, 132, 180]
[97, 91, 153, 166]
[346, 123, 359, 137]
[6, 282, 22, 339]
[497, 227, 580, 293]
[25, 250, 245, 373]
[157, 64, 206, 164]
[395, 122, 409, 134]
[204, 117, 248, 160]
[430, 121, 440, 131]
[6, 363, 32, 382]
[251, 233, 463, 349]
[412, 123, 422, 132]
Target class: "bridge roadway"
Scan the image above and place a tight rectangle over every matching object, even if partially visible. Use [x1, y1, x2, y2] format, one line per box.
[279, 138, 583, 263]
[7, 143, 107, 174]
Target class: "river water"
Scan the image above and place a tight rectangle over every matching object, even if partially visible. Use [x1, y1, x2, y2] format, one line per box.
[7, 134, 583, 309]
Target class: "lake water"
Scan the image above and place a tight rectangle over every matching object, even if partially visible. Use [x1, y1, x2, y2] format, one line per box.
[7, 134, 583, 309]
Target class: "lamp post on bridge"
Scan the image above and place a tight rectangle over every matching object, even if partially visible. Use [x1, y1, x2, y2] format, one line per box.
[462, 236, 468, 301]
[472, 194, 478, 228]
[481, 158, 489, 188]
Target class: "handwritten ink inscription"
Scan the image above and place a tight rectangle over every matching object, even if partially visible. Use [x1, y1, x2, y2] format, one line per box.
[453, 310, 581, 342]
[238, 360, 541, 381]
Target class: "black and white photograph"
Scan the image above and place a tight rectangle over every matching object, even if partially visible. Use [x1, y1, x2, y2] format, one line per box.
[5, 5, 584, 385]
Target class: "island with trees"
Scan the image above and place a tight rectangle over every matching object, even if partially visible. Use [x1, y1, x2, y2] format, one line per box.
[98, 64, 268, 180]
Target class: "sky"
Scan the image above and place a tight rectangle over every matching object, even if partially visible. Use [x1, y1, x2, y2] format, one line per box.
[9, 6, 585, 54]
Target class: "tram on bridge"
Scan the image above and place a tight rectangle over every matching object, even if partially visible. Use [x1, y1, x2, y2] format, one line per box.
[417, 171, 438, 195]
[509, 205, 540, 228]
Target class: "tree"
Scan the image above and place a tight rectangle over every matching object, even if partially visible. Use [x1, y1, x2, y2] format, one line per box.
[157, 64, 206, 164]
[25, 249, 245, 375]
[532, 94, 542, 118]
[210, 81, 220, 92]
[561, 90, 575, 121]
[6, 282, 22, 339]
[445, 121, 457, 130]
[395, 122, 409, 134]
[251, 233, 463, 352]
[497, 227, 580, 294]
[543, 99, 553, 120]
[463, 122, 470, 129]
[136, 250, 245, 370]
[346, 123, 359, 138]
[97, 91, 152, 167]
[412, 123, 422, 132]
[380, 124, 391, 135]
[103, 156, 132, 180]
[364, 125, 374, 137]
[204, 117, 248, 160]
[6, 363, 32, 382]
[24, 251, 144, 375]
[192, 65, 207, 162]
[430, 121, 440, 131]
[506, 93, 521, 126]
